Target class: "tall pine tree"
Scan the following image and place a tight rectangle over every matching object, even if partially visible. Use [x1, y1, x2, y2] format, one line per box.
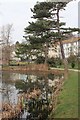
[24, 2, 79, 78]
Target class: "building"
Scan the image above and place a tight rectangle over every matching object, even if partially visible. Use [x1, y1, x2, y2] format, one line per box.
[48, 37, 79, 58]
[62, 37, 79, 58]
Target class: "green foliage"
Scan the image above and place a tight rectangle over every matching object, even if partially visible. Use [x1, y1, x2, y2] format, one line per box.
[67, 54, 77, 63]
[24, 2, 69, 64]
[31, 2, 53, 18]
[15, 80, 27, 91]
[47, 57, 62, 67]
[35, 56, 45, 64]
[67, 54, 78, 68]
[15, 78, 35, 92]
[15, 2, 79, 66]
[48, 73, 55, 80]
[71, 62, 75, 68]
[35, 56, 62, 67]
[15, 42, 32, 62]
[47, 57, 56, 67]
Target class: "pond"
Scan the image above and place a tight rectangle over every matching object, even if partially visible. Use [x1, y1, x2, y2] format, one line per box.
[0, 71, 64, 119]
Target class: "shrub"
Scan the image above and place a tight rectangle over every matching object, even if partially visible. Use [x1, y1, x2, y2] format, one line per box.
[47, 57, 62, 67]
[67, 54, 78, 68]
[71, 62, 75, 68]
[35, 56, 45, 64]
[47, 57, 56, 67]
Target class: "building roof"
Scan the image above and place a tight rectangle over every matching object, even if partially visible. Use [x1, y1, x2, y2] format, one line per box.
[54, 37, 80, 46]
[62, 37, 80, 44]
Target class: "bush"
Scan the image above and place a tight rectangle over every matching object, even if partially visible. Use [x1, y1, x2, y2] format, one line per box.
[67, 55, 77, 63]
[67, 54, 78, 68]
[71, 62, 75, 68]
[35, 56, 62, 68]
[35, 56, 45, 64]
[47, 57, 56, 67]
[47, 57, 62, 67]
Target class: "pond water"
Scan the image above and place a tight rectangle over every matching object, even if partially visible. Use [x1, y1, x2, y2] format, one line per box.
[0, 71, 63, 119]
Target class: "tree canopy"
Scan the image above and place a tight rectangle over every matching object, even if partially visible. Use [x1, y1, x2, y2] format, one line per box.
[16, 1, 79, 76]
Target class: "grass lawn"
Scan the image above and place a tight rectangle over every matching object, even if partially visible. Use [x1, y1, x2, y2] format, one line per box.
[50, 71, 78, 118]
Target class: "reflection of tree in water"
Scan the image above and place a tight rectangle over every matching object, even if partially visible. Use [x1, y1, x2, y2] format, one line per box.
[2, 72, 15, 104]
[15, 74, 59, 120]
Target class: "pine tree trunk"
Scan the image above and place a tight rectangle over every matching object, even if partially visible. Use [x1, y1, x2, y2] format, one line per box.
[59, 40, 68, 80]
[63, 59, 68, 80]
[57, 8, 68, 80]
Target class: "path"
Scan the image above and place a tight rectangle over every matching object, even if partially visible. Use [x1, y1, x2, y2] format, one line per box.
[51, 67, 80, 72]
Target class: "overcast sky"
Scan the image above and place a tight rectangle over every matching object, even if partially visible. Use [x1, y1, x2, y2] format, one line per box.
[0, 0, 79, 43]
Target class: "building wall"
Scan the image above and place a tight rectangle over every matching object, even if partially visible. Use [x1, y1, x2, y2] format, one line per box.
[63, 41, 78, 58]
[48, 37, 79, 58]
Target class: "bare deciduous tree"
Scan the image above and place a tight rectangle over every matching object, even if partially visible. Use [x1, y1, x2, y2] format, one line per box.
[0, 24, 13, 65]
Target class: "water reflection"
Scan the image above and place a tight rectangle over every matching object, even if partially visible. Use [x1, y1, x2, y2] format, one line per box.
[15, 73, 62, 120]
[1, 71, 63, 119]
[1, 72, 18, 105]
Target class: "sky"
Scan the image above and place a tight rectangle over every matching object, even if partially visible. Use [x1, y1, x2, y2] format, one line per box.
[0, 0, 79, 43]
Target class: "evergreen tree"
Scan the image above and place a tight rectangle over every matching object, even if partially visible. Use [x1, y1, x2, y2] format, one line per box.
[24, 2, 59, 64]
[15, 42, 30, 61]
[24, 1, 79, 78]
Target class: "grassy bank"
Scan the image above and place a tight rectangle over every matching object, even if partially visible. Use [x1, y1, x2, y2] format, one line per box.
[50, 71, 78, 118]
